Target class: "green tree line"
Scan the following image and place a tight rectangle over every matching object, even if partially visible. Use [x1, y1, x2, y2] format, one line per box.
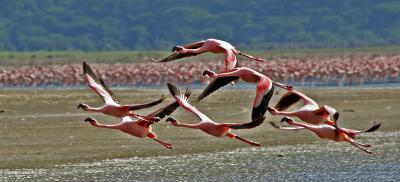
[0, 0, 399, 51]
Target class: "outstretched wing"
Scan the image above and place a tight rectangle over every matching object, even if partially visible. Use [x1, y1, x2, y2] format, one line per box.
[167, 83, 211, 122]
[146, 88, 192, 119]
[274, 91, 302, 111]
[341, 121, 382, 134]
[83, 62, 118, 105]
[361, 121, 381, 133]
[195, 76, 239, 102]
[151, 52, 200, 63]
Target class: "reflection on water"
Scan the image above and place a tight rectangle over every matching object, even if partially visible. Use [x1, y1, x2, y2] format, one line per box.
[2, 132, 399, 182]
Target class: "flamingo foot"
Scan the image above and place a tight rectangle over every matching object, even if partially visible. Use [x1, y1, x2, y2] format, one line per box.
[162, 143, 173, 149]
[153, 138, 174, 149]
[234, 135, 261, 147]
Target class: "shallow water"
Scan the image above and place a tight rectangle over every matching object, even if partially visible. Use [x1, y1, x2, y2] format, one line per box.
[1, 88, 399, 181]
[2, 131, 399, 182]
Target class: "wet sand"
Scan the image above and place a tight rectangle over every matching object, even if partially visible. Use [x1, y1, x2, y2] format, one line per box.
[0, 88, 399, 181]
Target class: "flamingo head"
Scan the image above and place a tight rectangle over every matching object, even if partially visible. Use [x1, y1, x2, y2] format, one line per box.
[172, 45, 183, 52]
[77, 103, 87, 109]
[84, 117, 96, 123]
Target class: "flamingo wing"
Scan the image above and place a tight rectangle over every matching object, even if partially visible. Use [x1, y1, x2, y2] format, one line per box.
[146, 88, 192, 119]
[274, 91, 302, 111]
[151, 51, 200, 63]
[83, 62, 118, 105]
[195, 76, 239, 102]
[341, 121, 382, 134]
[167, 83, 211, 122]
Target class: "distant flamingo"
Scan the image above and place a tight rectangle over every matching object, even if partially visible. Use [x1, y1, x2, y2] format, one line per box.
[151, 38, 264, 71]
[166, 83, 260, 146]
[78, 62, 165, 121]
[84, 88, 193, 149]
[273, 117, 381, 154]
[199, 67, 294, 129]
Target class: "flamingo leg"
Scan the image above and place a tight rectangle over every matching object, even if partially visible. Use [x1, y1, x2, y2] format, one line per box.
[344, 137, 372, 154]
[153, 138, 173, 149]
[273, 81, 293, 90]
[351, 140, 371, 148]
[129, 113, 159, 122]
[237, 51, 264, 62]
[231, 134, 260, 147]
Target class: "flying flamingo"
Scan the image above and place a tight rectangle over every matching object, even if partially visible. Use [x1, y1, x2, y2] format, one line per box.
[84, 88, 193, 149]
[267, 90, 340, 125]
[272, 116, 381, 154]
[165, 83, 260, 146]
[151, 38, 265, 87]
[78, 62, 165, 121]
[200, 67, 294, 129]
[151, 38, 264, 70]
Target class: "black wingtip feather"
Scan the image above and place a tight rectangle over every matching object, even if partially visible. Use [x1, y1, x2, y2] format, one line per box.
[274, 91, 301, 111]
[364, 122, 381, 133]
[194, 76, 239, 102]
[167, 83, 180, 97]
[83, 61, 89, 74]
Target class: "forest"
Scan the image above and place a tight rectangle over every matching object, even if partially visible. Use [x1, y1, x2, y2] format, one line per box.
[0, 0, 399, 51]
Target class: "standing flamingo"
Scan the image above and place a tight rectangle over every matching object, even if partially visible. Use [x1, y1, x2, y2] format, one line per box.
[272, 117, 381, 154]
[199, 67, 294, 129]
[165, 83, 260, 146]
[84, 88, 193, 149]
[78, 62, 165, 121]
[151, 38, 264, 70]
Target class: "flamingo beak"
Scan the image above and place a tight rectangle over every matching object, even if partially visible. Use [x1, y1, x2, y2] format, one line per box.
[280, 117, 293, 123]
[84, 117, 94, 122]
[165, 117, 175, 122]
[77, 104, 84, 109]
[172, 46, 182, 52]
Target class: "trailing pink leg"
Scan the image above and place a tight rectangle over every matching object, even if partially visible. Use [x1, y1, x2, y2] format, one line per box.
[153, 138, 173, 149]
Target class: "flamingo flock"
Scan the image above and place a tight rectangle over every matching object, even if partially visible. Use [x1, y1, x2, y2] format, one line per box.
[77, 39, 382, 154]
[0, 54, 399, 88]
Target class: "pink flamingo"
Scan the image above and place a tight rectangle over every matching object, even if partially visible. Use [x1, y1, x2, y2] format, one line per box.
[272, 117, 381, 154]
[267, 90, 339, 126]
[84, 88, 193, 149]
[151, 38, 264, 71]
[199, 67, 293, 129]
[166, 83, 260, 146]
[77, 62, 165, 121]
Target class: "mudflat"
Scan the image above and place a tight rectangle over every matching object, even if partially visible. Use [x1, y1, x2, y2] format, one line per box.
[0, 88, 399, 172]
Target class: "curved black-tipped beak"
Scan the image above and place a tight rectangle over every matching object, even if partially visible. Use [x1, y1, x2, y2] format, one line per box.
[172, 46, 182, 52]
[84, 117, 94, 122]
[152, 117, 161, 122]
[77, 103, 84, 109]
[165, 117, 175, 122]
[202, 70, 210, 76]
[280, 117, 293, 123]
